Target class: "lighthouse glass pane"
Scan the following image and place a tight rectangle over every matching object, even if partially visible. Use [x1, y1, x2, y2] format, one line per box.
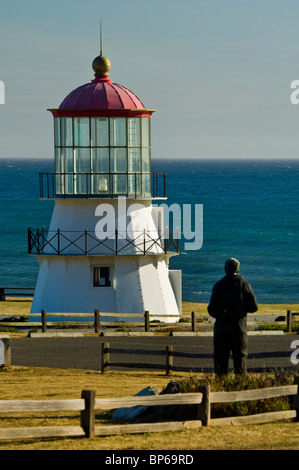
[74, 148, 90, 194]
[142, 173, 151, 196]
[91, 118, 109, 146]
[55, 148, 61, 172]
[54, 118, 60, 146]
[91, 148, 109, 172]
[110, 148, 127, 173]
[75, 148, 90, 173]
[128, 118, 141, 147]
[128, 148, 141, 172]
[112, 174, 127, 194]
[64, 148, 74, 173]
[74, 117, 90, 147]
[141, 118, 150, 147]
[128, 174, 141, 195]
[63, 148, 74, 194]
[60, 117, 73, 146]
[55, 148, 62, 194]
[142, 148, 150, 172]
[110, 118, 126, 146]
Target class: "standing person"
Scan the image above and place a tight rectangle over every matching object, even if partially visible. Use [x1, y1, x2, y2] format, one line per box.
[207, 258, 258, 375]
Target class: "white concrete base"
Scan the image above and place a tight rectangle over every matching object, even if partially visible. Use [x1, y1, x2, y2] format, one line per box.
[30, 254, 181, 321]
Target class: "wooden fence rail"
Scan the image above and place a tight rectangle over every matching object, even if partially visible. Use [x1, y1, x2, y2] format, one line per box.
[0, 287, 35, 301]
[0, 378, 298, 440]
[101, 342, 174, 374]
[0, 309, 298, 334]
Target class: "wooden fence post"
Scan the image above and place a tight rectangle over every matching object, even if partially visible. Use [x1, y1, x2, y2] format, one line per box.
[101, 342, 110, 373]
[0, 338, 11, 366]
[197, 384, 210, 426]
[41, 310, 47, 333]
[293, 376, 299, 422]
[94, 309, 100, 334]
[144, 310, 150, 332]
[287, 310, 292, 333]
[191, 311, 197, 332]
[0, 288, 5, 302]
[80, 390, 96, 438]
[166, 346, 173, 375]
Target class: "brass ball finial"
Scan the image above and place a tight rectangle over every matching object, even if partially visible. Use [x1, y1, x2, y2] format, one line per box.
[92, 20, 111, 77]
[92, 54, 111, 76]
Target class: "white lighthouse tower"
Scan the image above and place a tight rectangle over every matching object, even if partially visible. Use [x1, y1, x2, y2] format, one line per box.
[28, 47, 182, 320]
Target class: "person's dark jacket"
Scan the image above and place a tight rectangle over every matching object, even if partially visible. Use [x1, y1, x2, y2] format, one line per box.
[207, 273, 258, 321]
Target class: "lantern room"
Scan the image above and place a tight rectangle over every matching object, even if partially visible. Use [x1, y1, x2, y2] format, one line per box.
[43, 52, 162, 199]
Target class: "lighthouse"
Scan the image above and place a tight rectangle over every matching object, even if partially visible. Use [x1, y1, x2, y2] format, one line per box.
[28, 46, 182, 320]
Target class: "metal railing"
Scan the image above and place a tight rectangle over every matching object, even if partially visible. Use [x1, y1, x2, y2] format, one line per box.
[27, 227, 179, 256]
[39, 172, 166, 199]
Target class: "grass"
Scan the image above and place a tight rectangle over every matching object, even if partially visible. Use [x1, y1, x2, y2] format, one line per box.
[2, 300, 299, 318]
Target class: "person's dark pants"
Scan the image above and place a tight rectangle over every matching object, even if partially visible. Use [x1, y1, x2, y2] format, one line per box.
[213, 316, 248, 375]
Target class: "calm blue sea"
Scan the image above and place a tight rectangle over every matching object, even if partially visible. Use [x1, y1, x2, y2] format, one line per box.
[0, 158, 298, 305]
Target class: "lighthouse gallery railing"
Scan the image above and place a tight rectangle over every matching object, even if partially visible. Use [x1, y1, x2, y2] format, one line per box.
[28, 228, 179, 256]
[39, 172, 166, 199]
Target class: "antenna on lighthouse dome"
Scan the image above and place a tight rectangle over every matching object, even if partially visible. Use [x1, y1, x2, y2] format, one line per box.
[92, 19, 111, 77]
[100, 18, 103, 55]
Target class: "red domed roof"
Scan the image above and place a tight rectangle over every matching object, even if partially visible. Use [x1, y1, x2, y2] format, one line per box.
[49, 53, 155, 118]
[59, 76, 146, 110]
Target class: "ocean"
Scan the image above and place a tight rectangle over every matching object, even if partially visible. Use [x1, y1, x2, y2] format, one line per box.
[0, 157, 298, 305]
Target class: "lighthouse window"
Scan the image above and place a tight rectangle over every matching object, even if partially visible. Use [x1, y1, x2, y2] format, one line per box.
[91, 148, 109, 172]
[54, 118, 60, 146]
[128, 173, 141, 195]
[141, 118, 150, 147]
[60, 117, 73, 146]
[112, 174, 127, 194]
[91, 117, 109, 146]
[75, 148, 90, 173]
[142, 148, 150, 172]
[128, 118, 141, 147]
[110, 148, 127, 173]
[142, 174, 151, 196]
[74, 117, 90, 147]
[128, 148, 141, 172]
[64, 148, 74, 173]
[93, 267, 111, 287]
[110, 118, 127, 147]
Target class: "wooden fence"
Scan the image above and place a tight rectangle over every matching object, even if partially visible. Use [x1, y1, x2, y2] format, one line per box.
[0, 378, 298, 440]
[286, 310, 299, 332]
[101, 342, 175, 374]
[0, 309, 299, 334]
[100, 341, 298, 375]
[0, 287, 35, 301]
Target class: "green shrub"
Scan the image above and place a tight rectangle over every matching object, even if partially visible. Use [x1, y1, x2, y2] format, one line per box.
[172, 370, 295, 418]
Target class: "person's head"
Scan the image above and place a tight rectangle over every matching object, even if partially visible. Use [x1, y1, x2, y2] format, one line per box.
[225, 258, 240, 275]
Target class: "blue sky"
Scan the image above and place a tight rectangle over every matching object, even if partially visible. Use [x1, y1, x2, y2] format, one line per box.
[1, 0, 299, 159]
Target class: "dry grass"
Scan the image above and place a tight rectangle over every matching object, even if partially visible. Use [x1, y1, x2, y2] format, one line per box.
[182, 302, 299, 316]
[1, 300, 299, 318]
